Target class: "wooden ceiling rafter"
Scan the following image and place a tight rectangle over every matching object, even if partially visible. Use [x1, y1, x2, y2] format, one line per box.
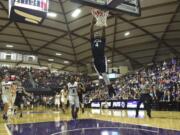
[0, 0, 180, 71]
[0, 1, 34, 52]
[114, 14, 180, 57]
[58, 0, 79, 71]
[152, 3, 180, 62]
[112, 17, 118, 67]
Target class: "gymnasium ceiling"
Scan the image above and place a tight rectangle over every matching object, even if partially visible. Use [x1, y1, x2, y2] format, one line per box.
[0, 0, 180, 72]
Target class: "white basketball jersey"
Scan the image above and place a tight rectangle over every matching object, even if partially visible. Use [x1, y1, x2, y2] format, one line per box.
[55, 94, 60, 100]
[67, 82, 78, 96]
[61, 89, 66, 99]
[1, 81, 13, 96]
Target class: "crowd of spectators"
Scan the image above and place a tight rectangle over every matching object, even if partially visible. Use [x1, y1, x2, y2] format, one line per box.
[30, 69, 91, 90]
[0, 67, 91, 110]
[0, 66, 32, 88]
[0, 67, 91, 90]
[0, 58, 180, 105]
[87, 58, 180, 103]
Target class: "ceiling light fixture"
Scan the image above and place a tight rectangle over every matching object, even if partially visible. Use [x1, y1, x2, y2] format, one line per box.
[6, 44, 14, 48]
[72, 9, 81, 18]
[47, 12, 57, 18]
[107, 59, 111, 62]
[124, 31, 130, 37]
[56, 53, 62, 56]
[64, 60, 69, 64]
[48, 58, 54, 62]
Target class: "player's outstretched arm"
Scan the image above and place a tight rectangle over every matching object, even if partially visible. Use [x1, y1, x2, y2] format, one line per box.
[90, 17, 95, 39]
[78, 82, 86, 92]
[102, 26, 106, 38]
[23, 88, 31, 97]
[66, 84, 69, 95]
[82, 84, 86, 92]
[81, 83, 86, 92]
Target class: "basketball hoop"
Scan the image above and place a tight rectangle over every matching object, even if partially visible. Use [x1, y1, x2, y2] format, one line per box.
[91, 8, 109, 27]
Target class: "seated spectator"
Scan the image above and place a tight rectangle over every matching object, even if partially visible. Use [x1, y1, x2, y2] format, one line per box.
[163, 90, 173, 102]
[176, 90, 180, 102]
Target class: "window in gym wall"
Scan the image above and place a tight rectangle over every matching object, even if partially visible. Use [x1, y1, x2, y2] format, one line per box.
[28, 56, 33, 62]
[6, 54, 12, 60]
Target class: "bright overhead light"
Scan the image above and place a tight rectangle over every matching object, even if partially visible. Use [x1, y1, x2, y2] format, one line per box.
[47, 12, 57, 18]
[107, 59, 111, 62]
[48, 58, 54, 62]
[56, 53, 62, 56]
[64, 60, 69, 64]
[72, 9, 81, 18]
[6, 44, 14, 48]
[124, 31, 130, 37]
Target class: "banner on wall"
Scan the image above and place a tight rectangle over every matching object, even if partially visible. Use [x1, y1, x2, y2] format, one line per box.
[90, 100, 144, 109]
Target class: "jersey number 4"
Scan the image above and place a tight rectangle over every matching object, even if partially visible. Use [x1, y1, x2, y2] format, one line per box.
[95, 42, 99, 47]
[72, 88, 76, 93]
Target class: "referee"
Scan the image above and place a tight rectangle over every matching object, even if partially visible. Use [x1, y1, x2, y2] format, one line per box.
[136, 87, 153, 118]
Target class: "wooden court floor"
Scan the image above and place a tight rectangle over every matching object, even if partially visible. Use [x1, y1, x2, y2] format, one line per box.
[0, 108, 180, 135]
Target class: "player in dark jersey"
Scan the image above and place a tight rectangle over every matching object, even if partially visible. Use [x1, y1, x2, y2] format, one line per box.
[77, 77, 86, 113]
[14, 82, 30, 117]
[90, 18, 110, 86]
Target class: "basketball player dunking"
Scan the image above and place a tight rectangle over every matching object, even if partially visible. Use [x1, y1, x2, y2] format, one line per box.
[90, 18, 111, 87]
[67, 76, 80, 119]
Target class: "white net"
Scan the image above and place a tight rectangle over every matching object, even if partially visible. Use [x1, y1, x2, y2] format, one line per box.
[91, 8, 109, 27]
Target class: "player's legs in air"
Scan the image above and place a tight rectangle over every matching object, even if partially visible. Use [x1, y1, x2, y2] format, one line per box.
[94, 57, 110, 86]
